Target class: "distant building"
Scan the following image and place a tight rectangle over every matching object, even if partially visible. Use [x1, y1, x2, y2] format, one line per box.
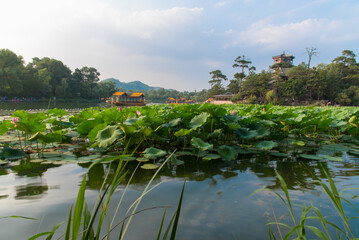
[206, 92, 233, 104]
[111, 92, 145, 106]
[272, 51, 295, 64]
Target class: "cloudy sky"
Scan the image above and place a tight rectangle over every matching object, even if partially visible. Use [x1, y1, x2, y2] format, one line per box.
[1, 0, 359, 91]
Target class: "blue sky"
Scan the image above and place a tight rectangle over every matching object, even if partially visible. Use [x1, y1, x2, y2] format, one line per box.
[1, 0, 359, 91]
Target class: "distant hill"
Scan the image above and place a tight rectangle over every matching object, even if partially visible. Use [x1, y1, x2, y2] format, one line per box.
[102, 78, 160, 91]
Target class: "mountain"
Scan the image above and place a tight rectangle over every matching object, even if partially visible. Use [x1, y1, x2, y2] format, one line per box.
[102, 78, 160, 91]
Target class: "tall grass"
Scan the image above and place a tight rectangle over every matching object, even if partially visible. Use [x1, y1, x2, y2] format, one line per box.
[29, 152, 185, 240]
[253, 168, 359, 239]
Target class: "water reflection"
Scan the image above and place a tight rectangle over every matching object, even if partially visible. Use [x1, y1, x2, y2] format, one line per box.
[15, 183, 49, 200]
[12, 159, 60, 177]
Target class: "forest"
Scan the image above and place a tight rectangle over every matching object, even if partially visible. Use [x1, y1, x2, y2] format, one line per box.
[2, 48, 359, 105]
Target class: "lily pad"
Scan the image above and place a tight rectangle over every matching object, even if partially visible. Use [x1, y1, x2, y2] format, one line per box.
[189, 112, 210, 130]
[202, 154, 221, 161]
[218, 145, 237, 161]
[141, 163, 159, 170]
[235, 128, 258, 139]
[299, 154, 324, 160]
[174, 129, 193, 137]
[255, 141, 278, 150]
[95, 126, 122, 148]
[0, 147, 27, 160]
[143, 147, 167, 159]
[191, 137, 213, 151]
[136, 157, 150, 162]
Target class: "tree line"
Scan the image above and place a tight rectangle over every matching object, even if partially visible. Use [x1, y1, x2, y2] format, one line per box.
[0, 49, 117, 100]
[208, 49, 359, 106]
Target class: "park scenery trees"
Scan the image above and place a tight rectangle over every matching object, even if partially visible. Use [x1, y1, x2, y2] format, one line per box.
[207, 50, 359, 106]
[0, 49, 116, 100]
[2, 48, 359, 105]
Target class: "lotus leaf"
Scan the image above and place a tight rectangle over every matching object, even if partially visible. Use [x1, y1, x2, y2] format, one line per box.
[234, 128, 258, 139]
[174, 129, 193, 137]
[299, 154, 324, 160]
[189, 112, 210, 130]
[28, 132, 41, 141]
[191, 137, 213, 151]
[141, 163, 159, 170]
[124, 117, 139, 126]
[202, 154, 221, 161]
[171, 155, 184, 165]
[95, 126, 122, 148]
[77, 118, 103, 135]
[136, 157, 149, 162]
[143, 147, 167, 159]
[88, 123, 108, 142]
[0, 147, 26, 160]
[255, 141, 278, 150]
[218, 145, 237, 161]
[169, 118, 181, 127]
[291, 140, 305, 146]
[175, 151, 195, 156]
[0, 122, 8, 135]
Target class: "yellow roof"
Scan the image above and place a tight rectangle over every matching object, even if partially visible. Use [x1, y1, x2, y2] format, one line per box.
[113, 92, 127, 96]
[131, 93, 144, 97]
[168, 97, 176, 100]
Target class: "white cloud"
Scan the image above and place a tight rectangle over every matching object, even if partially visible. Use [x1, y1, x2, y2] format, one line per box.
[234, 18, 341, 50]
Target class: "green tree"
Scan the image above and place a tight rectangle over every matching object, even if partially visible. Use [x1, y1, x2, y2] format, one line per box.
[208, 70, 227, 97]
[31, 57, 72, 96]
[239, 70, 270, 102]
[0, 49, 25, 96]
[232, 55, 255, 87]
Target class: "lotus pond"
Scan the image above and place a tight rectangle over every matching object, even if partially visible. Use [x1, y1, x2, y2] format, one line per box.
[1, 104, 359, 239]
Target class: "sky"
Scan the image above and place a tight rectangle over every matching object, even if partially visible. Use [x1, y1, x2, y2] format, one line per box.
[1, 0, 359, 91]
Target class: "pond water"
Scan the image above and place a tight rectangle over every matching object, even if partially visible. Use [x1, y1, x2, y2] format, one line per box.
[1, 150, 359, 239]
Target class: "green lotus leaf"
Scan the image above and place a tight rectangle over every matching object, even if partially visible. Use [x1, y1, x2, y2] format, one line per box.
[41, 132, 63, 144]
[143, 147, 167, 159]
[299, 154, 324, 160]
[208, 129, 222, 138]
[141, 163, 159, 170]
[59, 121, 74, 128]
[0, 122, 8, 135]
[88, 123, 108, 142]
[77, 118, 103, 135]
[189, 112, 210, 130]
[0, 147, 27, 160]
[48, 108, 68, 117]
[28, 132, 42, 141]
[169, 118, 181, 127]
[171, 155, 184, 165]
[235, 128, 258, 139]
[291, 140, 305, 146]
[349, 115, 357, 123]
[268, 151, 289, 157]
[226, 122, 241, 130]
[136, 157, 149, 162]
[124, 117, 139, 126]
[174, 129, 193, 137]
[218, 145, 237, 161]
[203, 154, 221, 161]
[95, 126, 122, 148]
[255, 141, 278, 150]
[191, 137, 213, 151]
[323, 156, 343, 162]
